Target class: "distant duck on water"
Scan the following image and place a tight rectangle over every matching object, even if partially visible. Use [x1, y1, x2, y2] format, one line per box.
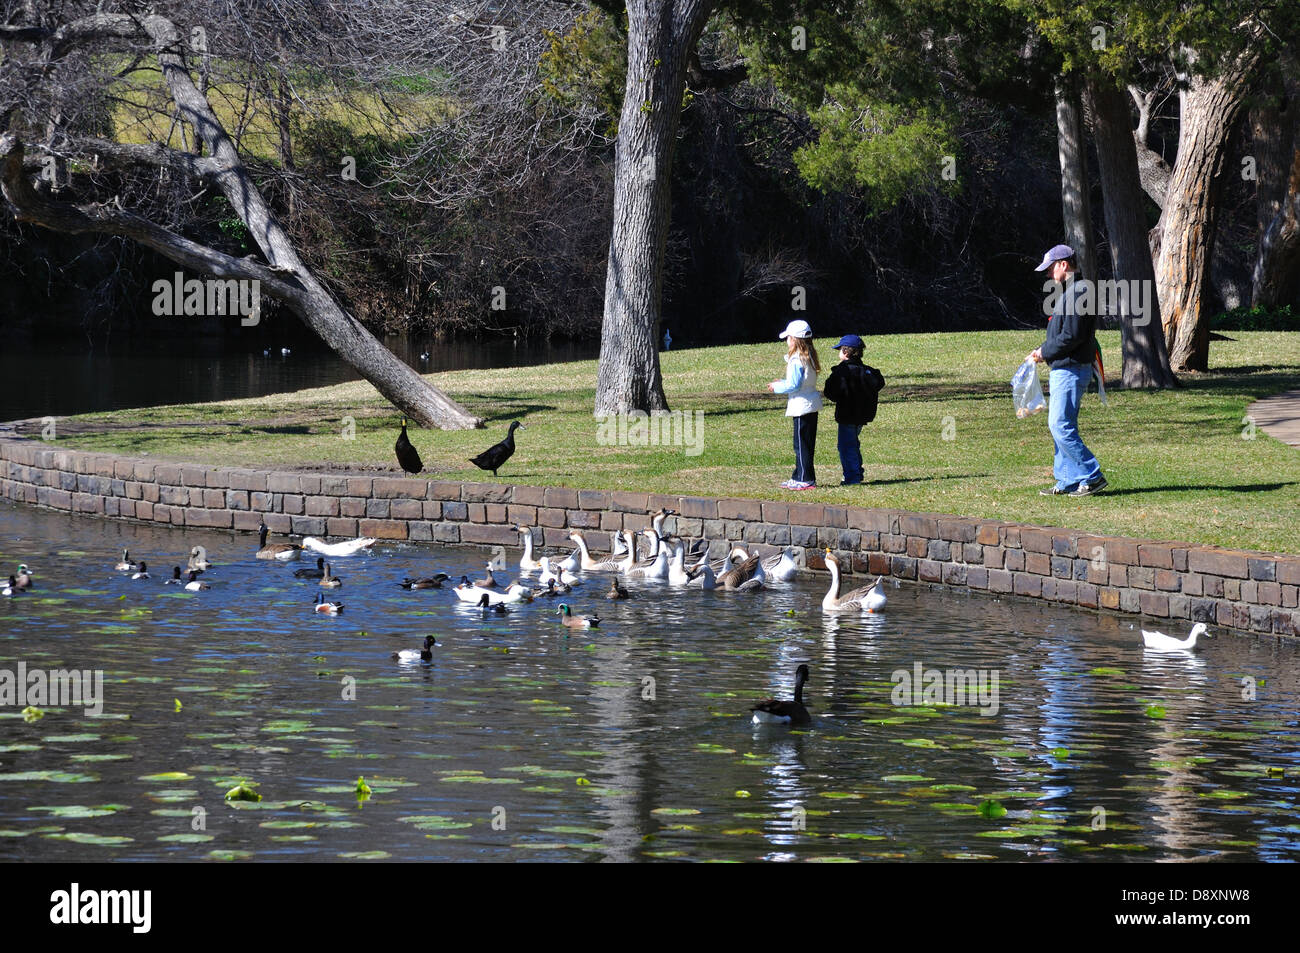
[115, 549, 137, 572]
[295, 557, 327, 579]
[313, 593, 344, 615]
[131, 562, 151, 580]
[556, 603, 599, 629]
[395, 418, 423, 474]
[400, 573, 449, 590]
[469, 420, 524, 477]
[393, 635, 437, 661]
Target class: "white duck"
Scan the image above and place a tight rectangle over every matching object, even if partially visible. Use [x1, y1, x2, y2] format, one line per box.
[1142, 622, 1210, 652]
[301, 536, 376, 557]
[516, 525, 541, 572]
[668, 541, 692, 586]
[626, 540, 670, 579]
[822, 550, 887, 613]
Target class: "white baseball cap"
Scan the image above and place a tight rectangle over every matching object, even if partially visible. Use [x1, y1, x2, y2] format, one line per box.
[779, 319, 812, 339]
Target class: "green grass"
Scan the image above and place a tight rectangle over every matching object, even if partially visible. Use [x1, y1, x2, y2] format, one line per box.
[51, 330, 1300, 554]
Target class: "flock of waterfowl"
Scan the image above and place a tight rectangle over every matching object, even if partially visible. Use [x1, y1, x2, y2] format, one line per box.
[3, 505, 1215, 725]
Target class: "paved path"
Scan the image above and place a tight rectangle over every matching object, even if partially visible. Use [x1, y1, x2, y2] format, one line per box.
[1248, 389, 1300, 448]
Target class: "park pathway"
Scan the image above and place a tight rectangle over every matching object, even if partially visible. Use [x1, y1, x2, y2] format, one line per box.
[1248, 389, 1300, 448]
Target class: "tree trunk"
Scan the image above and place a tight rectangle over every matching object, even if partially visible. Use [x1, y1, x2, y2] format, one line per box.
[1088, 79, 1177, 389]
[1252, 146, 1300, 308]
[1156, 45, 1260, 372]
[1250, 61, 1300, 309]
[594, 0, 713, 416]
[1055, 76, 1097, 283]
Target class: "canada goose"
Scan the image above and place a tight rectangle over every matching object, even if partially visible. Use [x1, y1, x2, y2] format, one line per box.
[1142, 622, 1210, 652]
[294, 557, 327, 580]
[395, 418, 423, 474]
[313, 593, 344, 614]
[822, 551, 885, 612]
[256, 523, 302, 561]
[302, 536, 377, 557]
[320, 564, 343, 588]
[2, 576, 20, 596]
[393, 635, 438, 662]
[469, 420, 524, 477]
[115, 549, 137, 572]
[165, 566, 185, 585]
[568, 532, 623, 572]
[719, 554, 763, 591]
[13, 564, 33, 590]
[185, 570, 210, 592]
[606, 578, 630, 600]
[478, 592, 510, 615]
[131, 561, 151, 580]
[400, 573, 449, 590]
[187, 546, 212, 571]
[556, 603, 599, 629]
[750, 665, 812, 726]
[516, 525, 541, 571]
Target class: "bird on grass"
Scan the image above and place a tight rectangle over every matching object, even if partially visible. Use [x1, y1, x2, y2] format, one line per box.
[295, 557, 327, 580]
[393, 635, 438, 662]
[395, 418, 423, 474]
[750, 665, 812, 726]
[1142, 622, 1210, 652]
[556, 603, 599, 629]
[256, 523, 302, 561]
[469, 420, 524, 477]
[313, 593, 344, 615]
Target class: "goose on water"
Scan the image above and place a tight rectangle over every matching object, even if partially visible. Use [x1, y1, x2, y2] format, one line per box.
[187, 546, 213, 571]
[750, 665, 812, 726]
[734, 546, 798, 583]
[256, 523, 302, 561]
[720, 554, 764, 591]
[821, 551, 885, 612]
[302, 536, 377, 557]
[568, 532, 624, 572]
[516, 525, 541, 572]
[393, 635, 437, 662]
[1142, 622, 1210, 652]
[395, 418, 423, 474]
[469, 420, 524, 477]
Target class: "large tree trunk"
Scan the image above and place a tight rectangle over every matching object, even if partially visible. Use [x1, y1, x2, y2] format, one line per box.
[594, 0, 713, 416]
[1250, 61, 1300, 309]
[1, 12, 480, 430]
[1156, 45, 1260, 372]
[1252, 146, 1300, 308]
[1055, 76, 1097, 282]
[1088, 79, 1177, 389]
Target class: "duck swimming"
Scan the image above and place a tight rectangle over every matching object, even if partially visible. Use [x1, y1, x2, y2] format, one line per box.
[393, 635, 438, 662]
[131, 561, 151, 580]
[821, 551, 884, 612]
[556, 603, 599, 629]
[294, 557, 327, 580]
[400, 573, 449, 590]
[478, 592, 510, 615]
[256, 523, 302, 561]
[185, 570, 210, 592]
[750, 665, 812, 726]
[115, 549, 137, 572]
[313, 593, 344, 615]
[1142, 622, 1210, 652]
[319, 563, 343, 588]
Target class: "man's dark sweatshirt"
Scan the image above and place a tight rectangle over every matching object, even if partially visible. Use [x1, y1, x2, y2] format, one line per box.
[1041, 279, 1097, 368]
[823, 359, 885, 426]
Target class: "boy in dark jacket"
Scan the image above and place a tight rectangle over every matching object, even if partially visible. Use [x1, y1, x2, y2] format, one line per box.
[823, 334, 885, 485]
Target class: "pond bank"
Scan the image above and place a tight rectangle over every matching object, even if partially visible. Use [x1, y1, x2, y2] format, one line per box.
[2, 434, 1296, 641]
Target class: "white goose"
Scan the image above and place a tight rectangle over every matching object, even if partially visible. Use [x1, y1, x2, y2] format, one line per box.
[686, 561, 717, 590]
[301, 536, 376, 557]
[568, 532, 624, 572]
[556, 548, 581, 573]
[453, 577, 517, 605]
[516, 525, 541, 572]
[1142, 622, 1210, 652]
[537, 556, 558, 587]
[668, 541, 692, 586]
[822, 550, 887, 613]
[627, 543, 670, 580]
[735, 546, 798, 583]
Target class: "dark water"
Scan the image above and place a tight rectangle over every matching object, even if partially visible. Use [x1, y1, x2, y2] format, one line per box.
[0, 335, 599, 423]
[0, 500, 1298, 862]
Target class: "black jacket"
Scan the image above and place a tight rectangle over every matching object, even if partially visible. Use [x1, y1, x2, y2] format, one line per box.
[1041, 279, 1097, 368]
[823, 360, 885, 425]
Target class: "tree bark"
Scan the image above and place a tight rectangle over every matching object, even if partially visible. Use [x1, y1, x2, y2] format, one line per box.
[1250, 61, 1300, 309]
[594, 0, 713, 416]
[1156, 44, 1261, 372]
[1252, 145, 1300, 309]
[1087, 79, 1177, 389]
[2, 12, 480, 430]
[1055, 76, 1097, 283]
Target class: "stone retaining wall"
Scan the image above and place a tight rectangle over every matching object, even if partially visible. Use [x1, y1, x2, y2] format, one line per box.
[2, 435, 1297, 638]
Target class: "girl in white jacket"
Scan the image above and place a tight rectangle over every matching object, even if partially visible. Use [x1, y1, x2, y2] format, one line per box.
[767, 319, 822, 489]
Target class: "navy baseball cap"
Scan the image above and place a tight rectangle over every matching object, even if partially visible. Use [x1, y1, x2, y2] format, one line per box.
[1035, 244, 1075, 271]
[832, 334, 864, 349]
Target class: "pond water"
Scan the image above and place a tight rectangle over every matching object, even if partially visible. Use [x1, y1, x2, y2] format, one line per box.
[0, 499, 1297, 862]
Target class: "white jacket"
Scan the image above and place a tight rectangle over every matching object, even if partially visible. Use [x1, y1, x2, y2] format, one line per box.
[771, 355, 823, 417]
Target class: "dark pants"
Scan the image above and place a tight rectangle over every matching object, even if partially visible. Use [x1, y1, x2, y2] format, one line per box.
[838, 424, 863, 483]
[791, 413, 818, 484]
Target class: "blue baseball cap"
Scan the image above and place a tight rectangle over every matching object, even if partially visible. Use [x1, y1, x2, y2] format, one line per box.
[1035, 244, 1075, 271]
[832, 334, 864, 350]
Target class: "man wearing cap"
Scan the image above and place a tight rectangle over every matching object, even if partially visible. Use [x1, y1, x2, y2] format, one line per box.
[1028, 244, 1107, 497]
[823, 334, 886, 486]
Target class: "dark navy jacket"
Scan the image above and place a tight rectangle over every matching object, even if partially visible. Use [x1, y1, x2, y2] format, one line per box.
[823, 360, 885, 426]
[1041, 279, 1097, 368]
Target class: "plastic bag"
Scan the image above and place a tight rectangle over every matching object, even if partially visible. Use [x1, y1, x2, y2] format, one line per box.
[1011, 359, 1046, 418]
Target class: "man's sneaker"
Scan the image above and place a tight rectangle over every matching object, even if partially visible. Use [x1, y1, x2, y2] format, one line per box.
[1070, 475, 1108, 497]
[790, 481, 816, 491]
[779, 479, 798, 489]
[1039, 483, 1077, 496]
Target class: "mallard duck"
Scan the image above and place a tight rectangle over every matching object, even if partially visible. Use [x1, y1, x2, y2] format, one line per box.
[1142, 622, 1210, 652]
[256, 523, 302, 561]
[516, 525, 541, 572]
[568, 532, 623, 572]
[131, 561, 151, 580]
[294, 557, 327, 579]
[469, 420, 524, 477]
[750, 664, 812, 725]
[187, 546, 212, 571]
[395, 418, 423, 474]
[556, 603, 599, 629]
[13, 564, 33, 590]
[400, 573, 449, 590]
[606, 578, 630, 600]
[719, 553, 763, 591]
[478, 592, 510, 615]
[313, 592, 344, 614]
[393, 635, 438, 661]
[822, 551, 884, 612]
[2, 575, 22, 596]
[302, 536, 377, 557]
[114, 549, 137, 572]
[320, 563, 343, 588]
[185, 570, 210, 592]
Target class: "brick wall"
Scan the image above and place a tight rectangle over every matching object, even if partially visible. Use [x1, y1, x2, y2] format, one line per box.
[2, 435, 1296, 638]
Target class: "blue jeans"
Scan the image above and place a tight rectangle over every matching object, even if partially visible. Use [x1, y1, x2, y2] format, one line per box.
[838, 424, 863, 483]
[1048, 364, 1102, 489]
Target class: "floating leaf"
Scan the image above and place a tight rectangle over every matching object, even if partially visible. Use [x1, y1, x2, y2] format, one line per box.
[224, 781, 262, 802]
[21, 706, 44, 723]
[1144, 705, 1167, 720]
[978, 799, 1007, 819]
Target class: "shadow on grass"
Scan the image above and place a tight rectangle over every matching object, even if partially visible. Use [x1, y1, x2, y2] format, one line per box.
[862, 473, 989, 487]
[1100, 481, 1297, 497]
[463, 397, 558, 423]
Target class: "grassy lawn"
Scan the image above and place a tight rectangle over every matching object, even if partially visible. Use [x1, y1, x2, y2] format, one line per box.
[47, 330, 1300, 555]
